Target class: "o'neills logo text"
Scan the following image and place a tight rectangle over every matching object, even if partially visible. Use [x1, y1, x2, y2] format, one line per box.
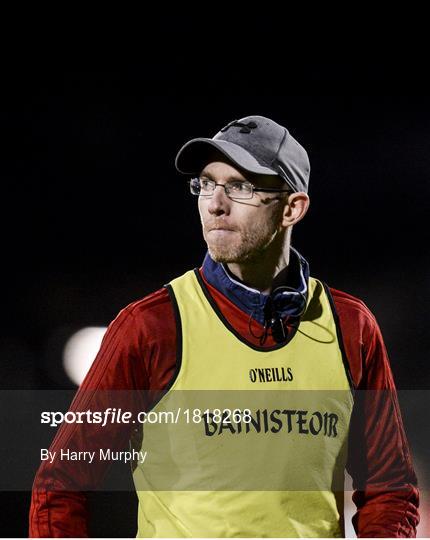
[203, 409, 339, 438]
[249, 367, 293, 383]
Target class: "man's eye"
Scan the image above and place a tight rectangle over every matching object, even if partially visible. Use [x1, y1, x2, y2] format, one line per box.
[200, 179, 211, 188]
[230, 182, 250, 192]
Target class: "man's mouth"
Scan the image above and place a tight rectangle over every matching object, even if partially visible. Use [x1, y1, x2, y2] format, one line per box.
[208, 224, 237, 232]
[208, 228, 237, 236]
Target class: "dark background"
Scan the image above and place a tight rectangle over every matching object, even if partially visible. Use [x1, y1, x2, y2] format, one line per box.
[0, 64, 429, 536]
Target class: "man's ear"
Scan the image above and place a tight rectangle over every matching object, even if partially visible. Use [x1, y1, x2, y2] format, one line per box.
[282, 193, 310, 228]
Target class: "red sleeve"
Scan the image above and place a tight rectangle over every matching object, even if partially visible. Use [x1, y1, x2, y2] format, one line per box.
[29, 287, 177, 538]
[330, 287, 420, 538]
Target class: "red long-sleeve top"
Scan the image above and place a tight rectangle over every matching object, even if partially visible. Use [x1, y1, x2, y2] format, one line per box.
[29, 268, 420, 537]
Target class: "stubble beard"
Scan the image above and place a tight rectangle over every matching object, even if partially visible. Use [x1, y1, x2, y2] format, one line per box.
[205, 225, 279, 264]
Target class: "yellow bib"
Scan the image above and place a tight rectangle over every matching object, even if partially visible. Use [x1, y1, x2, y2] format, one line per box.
[132, 269, 354, 538]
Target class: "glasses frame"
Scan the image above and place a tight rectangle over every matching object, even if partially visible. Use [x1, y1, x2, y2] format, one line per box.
[188, 177, 293, 200]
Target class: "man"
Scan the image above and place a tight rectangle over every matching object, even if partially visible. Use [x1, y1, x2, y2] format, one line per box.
[30, 115, 419, 537]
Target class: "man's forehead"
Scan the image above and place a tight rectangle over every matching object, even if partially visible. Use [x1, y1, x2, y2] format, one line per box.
[200, 160, 247, 179]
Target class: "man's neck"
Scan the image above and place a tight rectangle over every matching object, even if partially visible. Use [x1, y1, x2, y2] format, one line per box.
[225, 249, 290, 295]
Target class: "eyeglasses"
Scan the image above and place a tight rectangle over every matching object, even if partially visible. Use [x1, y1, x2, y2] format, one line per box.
[188, 177, 292, 200]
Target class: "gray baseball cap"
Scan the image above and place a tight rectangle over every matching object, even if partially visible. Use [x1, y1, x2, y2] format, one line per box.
[175, 115, 310, 193]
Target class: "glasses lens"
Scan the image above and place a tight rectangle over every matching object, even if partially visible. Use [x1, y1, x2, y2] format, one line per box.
[189, 178, 254, 199]
[226, 181, 253, 199]
[199, 178, 215, 195]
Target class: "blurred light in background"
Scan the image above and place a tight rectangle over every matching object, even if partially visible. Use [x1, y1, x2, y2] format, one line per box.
[344, 472, 356, 538]
[63, 327, 107, 385]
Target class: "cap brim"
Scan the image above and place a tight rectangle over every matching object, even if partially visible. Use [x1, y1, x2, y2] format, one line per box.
[175, 138, 279, 177]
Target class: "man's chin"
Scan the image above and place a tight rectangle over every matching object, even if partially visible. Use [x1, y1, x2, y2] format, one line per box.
[207, 247, 253, 264]
[207, 247, 237, 264]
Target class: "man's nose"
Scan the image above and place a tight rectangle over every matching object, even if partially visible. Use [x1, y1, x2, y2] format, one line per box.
[207, 184, 230, 215]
